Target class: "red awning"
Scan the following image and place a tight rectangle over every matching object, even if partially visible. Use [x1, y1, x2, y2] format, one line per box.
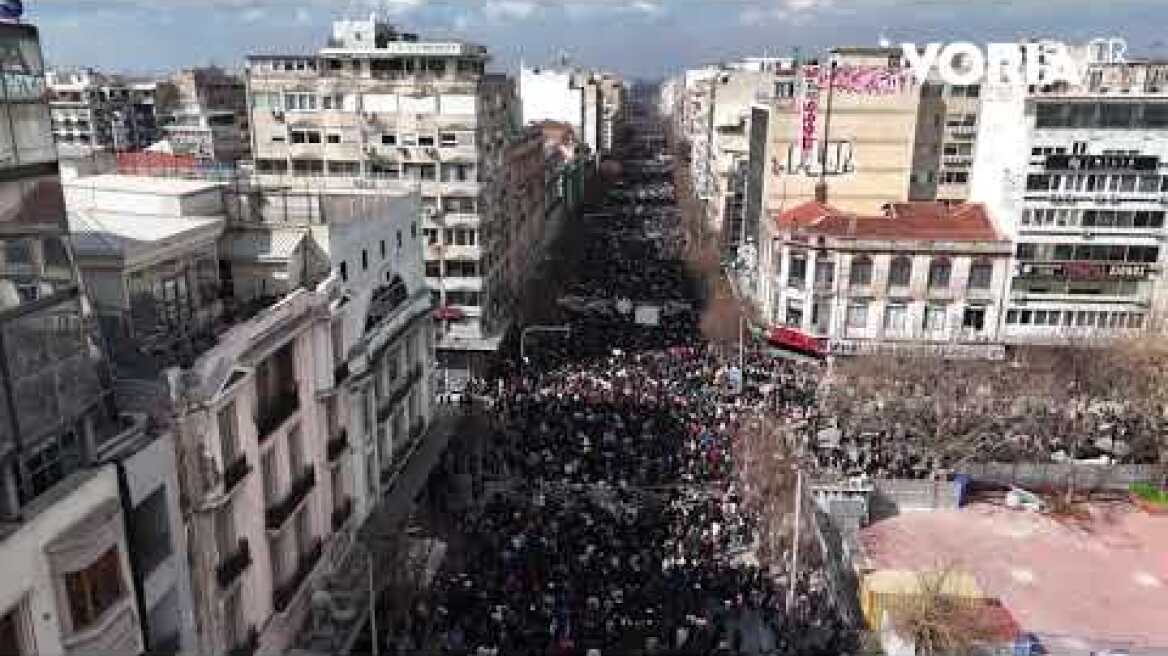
[433, 306, 465, 321]
[766, 326, 824, 355]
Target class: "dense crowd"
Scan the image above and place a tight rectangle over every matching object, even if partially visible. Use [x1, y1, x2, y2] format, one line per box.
[397, 128, 858, 656]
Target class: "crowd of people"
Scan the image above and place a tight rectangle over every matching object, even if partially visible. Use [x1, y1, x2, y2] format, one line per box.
[402, 122, 858, 656]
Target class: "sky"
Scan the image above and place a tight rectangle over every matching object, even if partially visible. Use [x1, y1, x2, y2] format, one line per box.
[25, 0, 1168, 80]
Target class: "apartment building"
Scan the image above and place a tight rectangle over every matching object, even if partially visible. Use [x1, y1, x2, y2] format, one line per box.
[159, 67, 250, 163]
[245, 17, 538, 377]
[64, 170, 437, 654]
[759, 200, 1012, 357]
[518, 63, 623, 159]
[0, 21, 190, 656]
[909, 80, 982, 203]
[47, 68, 170, 152]
[970, 56, 1168, 342]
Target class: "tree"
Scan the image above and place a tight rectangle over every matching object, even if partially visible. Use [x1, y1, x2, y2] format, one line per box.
[820, 353, 1022, 476]
[888, 567, 1006, 656]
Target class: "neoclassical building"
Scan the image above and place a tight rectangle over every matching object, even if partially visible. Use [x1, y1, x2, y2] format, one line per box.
[758, 200, 1013, 356]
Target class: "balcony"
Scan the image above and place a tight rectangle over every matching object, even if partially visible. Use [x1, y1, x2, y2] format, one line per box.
[273, 538, 323, 613]
[222, 455, 252, 495]
[256, 386, 300, 442]
[334, 362, 350, 386]
[326, 425, 350, 461]
[376, 365, 424, 423]
[331, 497, 353, 532]
[216, 538, 252, 590]
[265, 467, 316, 532]
[228, 626, 259, 656]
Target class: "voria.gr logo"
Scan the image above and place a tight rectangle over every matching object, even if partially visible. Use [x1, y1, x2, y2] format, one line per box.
[901, 38, 1127, 88]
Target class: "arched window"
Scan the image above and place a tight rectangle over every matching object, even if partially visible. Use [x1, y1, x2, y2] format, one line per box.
[928, 257, 952, 289]
[888, 255, 912, 288]
[850, 256, 873, 287]
[968, 258, 993, 290]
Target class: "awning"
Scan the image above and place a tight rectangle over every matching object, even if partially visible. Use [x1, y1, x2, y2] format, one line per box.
[433, 306, 465, 321]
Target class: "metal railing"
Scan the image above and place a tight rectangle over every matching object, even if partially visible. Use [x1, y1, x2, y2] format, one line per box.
[273, 538, 323, 612]
[326, 430, 349, 463]
[331, 497, 353, 532]
[222, 455, 251, 495]
[265, 467, 315, 531]
[216, 538, 251, 590]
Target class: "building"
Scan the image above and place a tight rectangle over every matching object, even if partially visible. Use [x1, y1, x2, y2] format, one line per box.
[245, 16, 550, 377]
[909, 80, 982, 204]
[518, 62, 623, 159]
[47, 69, 171, 152]
[970, 56, 1168, 342]
[0, 21, 179, 656]
[158, 67, 250, 163]
[759, 200, 1012, 356]
[63, 169, 439, 654]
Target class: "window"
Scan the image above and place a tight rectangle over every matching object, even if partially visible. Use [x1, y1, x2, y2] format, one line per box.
[130, 489, 173, 578]
[963, 307, 986, 331]
[381, 133, 396, 146]
[887, 256, 912, 288]
[846, 302, 869, 329]
[787, 253, 807, 288]
[418, 135, 435, 147]
[65, 548, 125, 631]
[924, 304, 947, 332]
[0, 602, 32, 656]
[24, 431, 82, 497]
[339, 261, 347, 282]
[440, 132, 458, 147]
[968, 260, 993, 290]
[927, 258, 951, 289]
[883, 304, 907, 333]
[362, 249, 369, 271]
[813, 259, 834, 288]
[380, 239, 386, 257]
[326, 133, 342, 144]
[424, 229, 439, 246]
[849, 256, 873, 287]
[411, 222, 417, 239]
[425, 261, 441, 277]
[396, 230, 403, 249]
[283, 93, 317, 112]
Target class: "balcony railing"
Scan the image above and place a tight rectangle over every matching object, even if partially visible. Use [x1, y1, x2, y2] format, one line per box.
[265, 467, 315, 531]
[331, 497, 353, 532]
[334, 362, 350, 386]
[256, 386, 300, 442]
[216, 538, 252, 590]
[222, 454, 251, 495]
[227, 626, 258, 656]
[326, 429, 349, 463]
[273, 538, 323, 613]
[376, 365, 424, 422]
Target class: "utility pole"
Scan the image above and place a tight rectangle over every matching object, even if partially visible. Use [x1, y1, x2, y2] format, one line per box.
[368, 553, 379, 656]
[786, 466, 803, 614]
[814, 59, 838, 204]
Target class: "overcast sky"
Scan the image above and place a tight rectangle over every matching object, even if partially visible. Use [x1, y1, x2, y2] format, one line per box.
[27, 0, 1168, 80]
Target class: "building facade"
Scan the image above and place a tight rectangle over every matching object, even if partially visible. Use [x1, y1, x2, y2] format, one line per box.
[970, 57, 1168, 342]
[760, 201, 1012, 355]
[47, 69, 169, 152]
[158, 67, 250, 163]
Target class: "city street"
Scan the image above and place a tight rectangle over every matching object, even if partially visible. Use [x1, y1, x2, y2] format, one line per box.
[373, 100, 856, 656]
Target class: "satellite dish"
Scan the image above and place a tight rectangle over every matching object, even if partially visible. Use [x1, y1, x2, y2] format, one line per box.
[0, 0, 21, 20]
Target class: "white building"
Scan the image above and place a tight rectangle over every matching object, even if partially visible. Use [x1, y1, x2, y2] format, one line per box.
[47, 68, 167, 152]
[519, 64, 583, 138]
[970, 56, 1168, 341]
[760, 200, 1012, 357]
[64, 172, 438, 655]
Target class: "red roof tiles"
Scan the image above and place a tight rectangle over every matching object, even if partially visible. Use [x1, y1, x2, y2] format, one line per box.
[773, 200, 1003, 242]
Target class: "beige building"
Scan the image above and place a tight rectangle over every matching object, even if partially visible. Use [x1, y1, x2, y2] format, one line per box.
[754, 48, 924, 216]
[245, 17, 529, 378]
[759, 200, 1012, 357]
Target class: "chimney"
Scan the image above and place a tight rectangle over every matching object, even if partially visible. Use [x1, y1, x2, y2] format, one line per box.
[814, 180, 828, 203]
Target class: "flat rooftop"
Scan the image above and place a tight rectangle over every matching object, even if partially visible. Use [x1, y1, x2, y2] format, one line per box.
[69, 210, 224, 260]
[859, 501, 1168, 654]
[63, 174, 223, 196]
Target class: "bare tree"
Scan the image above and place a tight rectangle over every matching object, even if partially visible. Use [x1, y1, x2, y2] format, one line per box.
[888, 567, 1006, 656]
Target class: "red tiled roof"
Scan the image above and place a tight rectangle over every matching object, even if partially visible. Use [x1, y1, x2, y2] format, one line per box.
[773, 200, 1003, 242]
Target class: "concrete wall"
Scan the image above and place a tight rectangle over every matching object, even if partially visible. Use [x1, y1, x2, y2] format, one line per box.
[960, 462, 1164, 491]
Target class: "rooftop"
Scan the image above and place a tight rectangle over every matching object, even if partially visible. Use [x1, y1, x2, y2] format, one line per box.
[859, 501, 1168, 654]
[68, 209, 224, 262]
[773, 200, 1005, 242]
[64, 174, 223, 197]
